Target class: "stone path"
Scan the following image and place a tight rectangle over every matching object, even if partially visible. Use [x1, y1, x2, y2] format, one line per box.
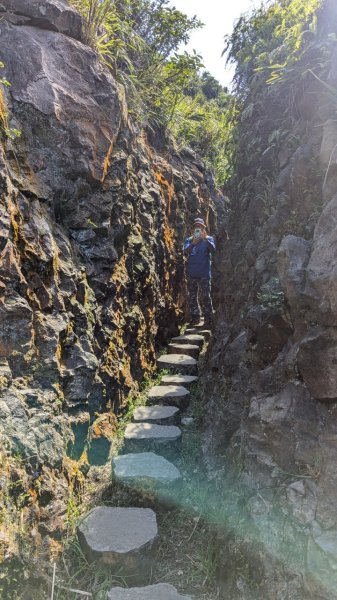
[157, 353, 198, 375]
[123, 423, 182, 459]
[160, 374, 198, 386]
[148, 384, 190, 408]
[78, 322, 211, 599]
[168, 342, 200, 358]
[133, 405, 180, 425]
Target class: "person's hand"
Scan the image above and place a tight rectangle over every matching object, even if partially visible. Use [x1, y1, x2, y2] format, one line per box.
[201, 230, 207, 239]
[192, 235, 201, 245]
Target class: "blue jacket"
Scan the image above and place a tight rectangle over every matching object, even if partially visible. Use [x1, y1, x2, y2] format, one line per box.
[183, 236, 215, 279]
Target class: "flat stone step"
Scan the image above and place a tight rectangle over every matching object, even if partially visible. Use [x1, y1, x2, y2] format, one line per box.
[148, 385, 190, 408]
[160, 375, 198, 387]
[107, 583, 192, 599]
[185, 328, 211, 341]
[78, 507, 157, 579]
[123, 423, 182, 459]
[133, 405, 180, 425]
[157, 354, 198, 375]
[168, 343, 199, 359]
[112, 452, 182, 487]
[187, 321, 205, 329]
[171, 334, 204, 347]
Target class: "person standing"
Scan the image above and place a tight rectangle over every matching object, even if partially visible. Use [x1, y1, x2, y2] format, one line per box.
[183, 217, 215, 327]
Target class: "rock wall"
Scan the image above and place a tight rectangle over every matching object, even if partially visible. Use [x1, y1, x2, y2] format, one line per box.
[0, 0, 218, 571]
[201, 2, 337, 598]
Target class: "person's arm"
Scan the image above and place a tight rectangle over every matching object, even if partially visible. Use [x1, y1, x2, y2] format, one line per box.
[183, 236, 200, 255]
[206, 237, 215, 253]
[201, 231, 215, 253]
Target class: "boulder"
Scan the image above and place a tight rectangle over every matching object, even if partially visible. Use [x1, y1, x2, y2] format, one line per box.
[305, 194, 337, 325]
[244, 383, 322, 473]
[0, 22, 124, 192]
[1, 0, 82, 40]
[297, 327, 337, 399]
[278, 235, 311, 312]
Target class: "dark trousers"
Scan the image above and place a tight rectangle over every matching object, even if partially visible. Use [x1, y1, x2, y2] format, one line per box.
[187, 276, 214, 320]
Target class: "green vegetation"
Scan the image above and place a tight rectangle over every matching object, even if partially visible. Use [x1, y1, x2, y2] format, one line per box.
[257, 277, 285, 308]
[0, 62, 21, 140]
[224, 0, 330, 185]
[69, 0, 234, 185]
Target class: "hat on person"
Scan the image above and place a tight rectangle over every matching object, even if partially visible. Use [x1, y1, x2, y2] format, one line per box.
[193, 218, 206, 227]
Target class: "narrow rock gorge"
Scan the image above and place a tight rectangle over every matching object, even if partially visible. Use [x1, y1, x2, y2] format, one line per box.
[0, 0, 219, 592]
[2, 0, 337, 599]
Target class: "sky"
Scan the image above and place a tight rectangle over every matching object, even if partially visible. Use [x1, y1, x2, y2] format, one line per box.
[168, 0, 263, 89]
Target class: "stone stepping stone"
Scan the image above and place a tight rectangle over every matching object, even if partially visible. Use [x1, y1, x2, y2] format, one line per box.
[133, 405, 180, 426]
[171, 334, 204, 348]
[185, 328, 211, 341]
[123, 423, 182, 459]
[157, 354, 197, 375]
[78, 507, 157, 577]
[168, 343, 199, 359]
[187, 321, 204, 329]
[107, 583, 192, 599]
[112, 452, 182, 492]
[148, 385, 190, 408]
[160, 375, 198, 387]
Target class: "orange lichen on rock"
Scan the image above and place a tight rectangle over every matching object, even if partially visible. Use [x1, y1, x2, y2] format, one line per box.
[91, 412, 117, 439]
[154, 170, 176, 253]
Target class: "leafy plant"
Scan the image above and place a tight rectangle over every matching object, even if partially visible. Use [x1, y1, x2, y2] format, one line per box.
[0, 62, 21, 140]
[257, 277, 285, 308]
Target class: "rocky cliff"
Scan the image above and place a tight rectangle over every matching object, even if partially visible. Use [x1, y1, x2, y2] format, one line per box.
[0, 0, 218, 579]
[202, 2, 337, 598]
